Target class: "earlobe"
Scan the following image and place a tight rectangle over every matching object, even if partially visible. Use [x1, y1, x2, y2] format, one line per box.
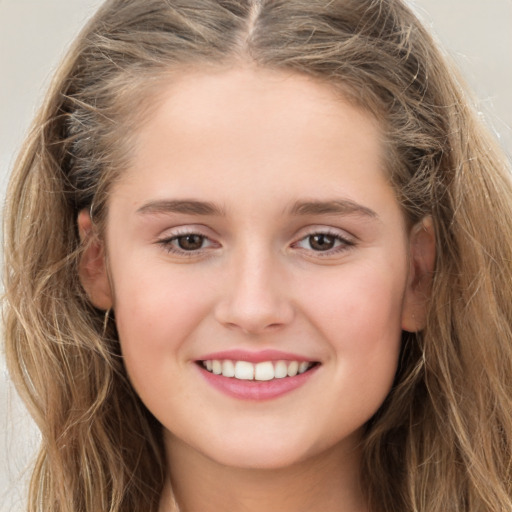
[77, 209, 113, 310]
[401, 216, 436, 332]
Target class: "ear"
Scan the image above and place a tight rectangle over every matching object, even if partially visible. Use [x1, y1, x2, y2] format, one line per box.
[401, 216, 436, 332]
[77, 209, 113, 310]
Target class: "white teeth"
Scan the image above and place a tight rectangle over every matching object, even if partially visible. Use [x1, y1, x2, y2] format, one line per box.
[235, 361, 254, 380]
[254, 361, 274, 381]
[222, 360, 235, 377]
[287, 361, 299, 377]
[212, 360, 222, 375]
[298, 361, 309, 374]
[201, 359, 314, 380]
[274, 360, 288, 379]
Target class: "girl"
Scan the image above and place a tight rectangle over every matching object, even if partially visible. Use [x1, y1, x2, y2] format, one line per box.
[4, 1, 512, 511]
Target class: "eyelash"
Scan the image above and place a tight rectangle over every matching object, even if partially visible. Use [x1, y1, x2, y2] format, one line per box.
[156, 228, 355, 257]
[291, 229, 355, 256]
[156, 230, 218, 256]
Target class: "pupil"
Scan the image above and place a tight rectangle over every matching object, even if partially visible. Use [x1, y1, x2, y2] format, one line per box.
[178, 234, 203, 250]
[310, 234, 335, 251]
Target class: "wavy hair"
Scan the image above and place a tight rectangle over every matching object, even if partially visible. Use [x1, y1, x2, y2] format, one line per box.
[4, 0, 512, 511]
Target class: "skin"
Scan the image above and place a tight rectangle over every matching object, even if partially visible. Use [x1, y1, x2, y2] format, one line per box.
[79, 67, 435, 512]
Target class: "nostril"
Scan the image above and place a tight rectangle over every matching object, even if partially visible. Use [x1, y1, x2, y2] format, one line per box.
[214, 296, 295, 334]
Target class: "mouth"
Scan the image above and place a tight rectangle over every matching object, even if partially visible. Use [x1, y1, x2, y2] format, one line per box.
[198, 359, 319, 381]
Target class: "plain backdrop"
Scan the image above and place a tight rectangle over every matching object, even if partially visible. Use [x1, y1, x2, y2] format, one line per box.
[1, 1, 511, 510]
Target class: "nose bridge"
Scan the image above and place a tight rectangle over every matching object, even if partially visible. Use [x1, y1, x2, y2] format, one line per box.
[215, 239, 294, 333]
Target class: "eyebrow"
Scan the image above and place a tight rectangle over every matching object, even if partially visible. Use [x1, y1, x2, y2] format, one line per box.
[136, 198, 378, 220]
[136, 199, 225, 216]
[287, 199, 378, 219]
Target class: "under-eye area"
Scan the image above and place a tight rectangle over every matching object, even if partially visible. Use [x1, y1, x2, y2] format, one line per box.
[198, 360, 320, 381]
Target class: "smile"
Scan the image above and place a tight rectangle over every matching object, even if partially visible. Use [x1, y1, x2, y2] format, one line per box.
[200, 359, 316, 381]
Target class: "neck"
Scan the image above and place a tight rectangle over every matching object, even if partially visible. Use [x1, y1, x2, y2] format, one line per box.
[160, 433, 368, 512]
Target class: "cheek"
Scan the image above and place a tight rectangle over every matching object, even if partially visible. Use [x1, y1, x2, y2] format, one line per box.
[110, 258, 215, 390]
[299, 259, 406, 405]
[302, 259, 406, 349]
[113, 257, 213, 336]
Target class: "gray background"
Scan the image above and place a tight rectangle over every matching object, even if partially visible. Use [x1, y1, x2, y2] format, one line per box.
[1, 1, 511, 510]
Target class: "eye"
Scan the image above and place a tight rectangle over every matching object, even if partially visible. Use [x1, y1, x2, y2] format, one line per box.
[157, 231, 218, 255]
[174, 234, 207, 251]
[304, 234, 337, 251]
[293, 229, 355, 254]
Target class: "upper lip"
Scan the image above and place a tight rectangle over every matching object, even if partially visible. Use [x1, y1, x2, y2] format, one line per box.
[196, 349, 316, 364]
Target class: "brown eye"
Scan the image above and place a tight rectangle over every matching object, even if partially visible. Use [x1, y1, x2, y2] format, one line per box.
[176, 234, 205, 251]
[308, 234, 336, 251]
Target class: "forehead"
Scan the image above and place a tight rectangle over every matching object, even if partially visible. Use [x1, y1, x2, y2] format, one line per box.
[112, 67, 395, 218]
[133, 68, 382, 160]
[143, 66, 380, 135]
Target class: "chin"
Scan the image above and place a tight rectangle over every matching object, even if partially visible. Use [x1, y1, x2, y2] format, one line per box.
[209, 447, 308, 471]
[200, 432, 337, 471]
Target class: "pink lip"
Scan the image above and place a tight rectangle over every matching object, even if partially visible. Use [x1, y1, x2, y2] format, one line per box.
[197, 349, 313, 363]
[196, 361, 320, 401]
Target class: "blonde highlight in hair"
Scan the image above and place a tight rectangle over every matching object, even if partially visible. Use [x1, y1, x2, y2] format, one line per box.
[4, 1, 512, 511]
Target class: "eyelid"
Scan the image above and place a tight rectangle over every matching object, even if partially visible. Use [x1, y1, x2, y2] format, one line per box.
[290, 225, 356, 255]
[153, 224, 356, 258]
[155, 225, 221, 256]
[293, 224, 356, 241]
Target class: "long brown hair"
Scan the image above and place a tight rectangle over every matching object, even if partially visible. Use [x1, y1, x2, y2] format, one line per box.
[4, 1, 512, 510]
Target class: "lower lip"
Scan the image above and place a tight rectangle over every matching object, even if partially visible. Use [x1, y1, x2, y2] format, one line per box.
[197, 364, 319, 401]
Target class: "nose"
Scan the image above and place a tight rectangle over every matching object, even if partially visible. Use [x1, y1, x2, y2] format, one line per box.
[214, 247, 295, 334]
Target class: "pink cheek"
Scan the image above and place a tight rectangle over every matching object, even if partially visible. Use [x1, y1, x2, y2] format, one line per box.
[113, 268, 214, 351]
[303, 271, 404, 350]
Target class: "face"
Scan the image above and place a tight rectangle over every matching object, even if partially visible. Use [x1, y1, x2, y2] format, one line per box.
[80, 67, 431, 471]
